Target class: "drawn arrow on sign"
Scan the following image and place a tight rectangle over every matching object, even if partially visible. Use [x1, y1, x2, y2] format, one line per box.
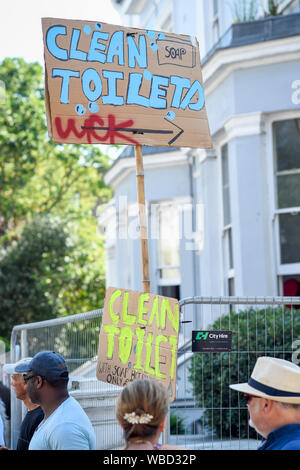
[82, 117, 184, 145]
[164, 118, 184, 145]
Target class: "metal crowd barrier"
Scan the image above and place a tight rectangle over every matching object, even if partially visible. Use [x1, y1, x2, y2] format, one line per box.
[8, 296, 300, 450]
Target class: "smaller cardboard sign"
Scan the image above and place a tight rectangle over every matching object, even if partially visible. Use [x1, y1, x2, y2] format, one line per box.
[96, 287, 180, 402]
[192, 330, 232, 352]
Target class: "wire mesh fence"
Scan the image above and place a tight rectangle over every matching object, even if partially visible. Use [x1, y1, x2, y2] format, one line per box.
[10, 309, 124, 450]
[170, 296, 300, 450]
[8, 296, 300, 450]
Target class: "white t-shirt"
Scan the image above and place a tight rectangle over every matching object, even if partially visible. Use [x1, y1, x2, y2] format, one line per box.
[29, 396, 96, 450]
[0, 415, 5, 446]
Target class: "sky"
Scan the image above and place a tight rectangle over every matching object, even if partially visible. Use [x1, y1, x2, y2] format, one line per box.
[0, 0, 122, 158]
[0, 0, 121, 64]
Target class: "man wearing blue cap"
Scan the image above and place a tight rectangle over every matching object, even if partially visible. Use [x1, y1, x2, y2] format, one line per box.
[16, 351, 96, 450]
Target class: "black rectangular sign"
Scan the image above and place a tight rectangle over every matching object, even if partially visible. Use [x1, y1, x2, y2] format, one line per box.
[192, 330, 232, 352]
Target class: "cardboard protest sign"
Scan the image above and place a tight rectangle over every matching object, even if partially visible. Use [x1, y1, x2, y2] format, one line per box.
[96, 287, 180, 402]
[42, 18, 212, 148]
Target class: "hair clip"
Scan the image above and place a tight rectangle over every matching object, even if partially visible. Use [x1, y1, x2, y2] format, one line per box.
[123, 411, 153, 425]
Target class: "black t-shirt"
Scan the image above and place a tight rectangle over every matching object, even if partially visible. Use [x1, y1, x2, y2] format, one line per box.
[0, 382, 10, 420]
[16, 406, 44, 450]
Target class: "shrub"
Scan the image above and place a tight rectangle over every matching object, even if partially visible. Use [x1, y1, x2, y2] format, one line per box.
[170, 412, 186, 435]
[188, 306, 300, 439]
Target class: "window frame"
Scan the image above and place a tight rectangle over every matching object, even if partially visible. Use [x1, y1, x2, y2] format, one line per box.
[219, 141, 235, 296]
[151, 198, 182, 291]
[269, 112, 300, 283]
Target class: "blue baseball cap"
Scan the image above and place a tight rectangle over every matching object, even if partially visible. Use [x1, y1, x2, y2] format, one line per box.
[15, 351, 69, 381]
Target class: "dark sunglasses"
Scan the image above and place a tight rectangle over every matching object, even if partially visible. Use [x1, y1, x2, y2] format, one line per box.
[244, 393, 260, 405]
[23, 374, 37, 383]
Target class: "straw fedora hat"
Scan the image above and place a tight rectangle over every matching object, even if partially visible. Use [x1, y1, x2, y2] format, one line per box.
[230, 356, 300, 404]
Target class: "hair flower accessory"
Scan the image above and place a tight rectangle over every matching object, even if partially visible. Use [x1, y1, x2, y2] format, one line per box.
[124, 411, 153, 425]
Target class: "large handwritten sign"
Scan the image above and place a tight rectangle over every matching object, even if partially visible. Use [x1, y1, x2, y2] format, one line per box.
[42, 18, 212, 148]
[96, 287, 180, 402]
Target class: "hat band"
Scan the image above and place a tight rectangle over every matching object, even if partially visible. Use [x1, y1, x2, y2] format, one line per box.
[248, 377, 300, 397]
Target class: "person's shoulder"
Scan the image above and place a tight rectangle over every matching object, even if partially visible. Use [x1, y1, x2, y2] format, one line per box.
[48, 421, 96, 450]
[55, 396, 78, 417]
[280, 439, 300, 451]
[63, 396, 81, 410]
[275, 425, 300, 450]
[28, 406, 44, 417]
[30, 407, 44, 426]
[63, 397, 92, 421]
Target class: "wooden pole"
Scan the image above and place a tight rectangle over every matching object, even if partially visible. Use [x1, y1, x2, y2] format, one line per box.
[135, 145, 150, 294]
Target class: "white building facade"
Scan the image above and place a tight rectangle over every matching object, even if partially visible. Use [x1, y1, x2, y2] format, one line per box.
[96, 0, 300, 435]
[100, 0, 300, 305]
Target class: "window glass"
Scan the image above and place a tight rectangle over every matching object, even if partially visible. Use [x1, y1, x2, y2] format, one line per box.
[228, 227, 234, 270]
[277, 173, 300, 208]
[159, 267, 180, 280]
[274, 119, 300, 172]
[282, 275, 300, 297]
[159, 285, 180, 301]
[222, 144, 231, 226]
[279, 213, 300, 264]
[158, 204, 180, 269]
[213, 0, 219, 16]
[274, 119, 300, 265]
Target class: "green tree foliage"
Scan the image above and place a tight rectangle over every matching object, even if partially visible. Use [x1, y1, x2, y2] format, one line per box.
[189, 306, 300, 439]
[0, 57, 112, 342]
[0, 217, 70, 336]
[0, 58, 111, 239]
[0, 58, 45, 238]
[170, 412, 186, 435]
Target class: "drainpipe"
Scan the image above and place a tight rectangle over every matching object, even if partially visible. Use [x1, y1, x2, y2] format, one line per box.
[187, 150, 199, 330]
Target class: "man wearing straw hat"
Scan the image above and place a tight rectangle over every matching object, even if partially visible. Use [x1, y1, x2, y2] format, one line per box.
[230, 356, 300, 450]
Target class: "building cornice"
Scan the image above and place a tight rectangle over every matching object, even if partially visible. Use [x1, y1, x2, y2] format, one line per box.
[104, 150, 188, 187]
[203, 35, 300, 97]
[224, 112, 265, 142]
